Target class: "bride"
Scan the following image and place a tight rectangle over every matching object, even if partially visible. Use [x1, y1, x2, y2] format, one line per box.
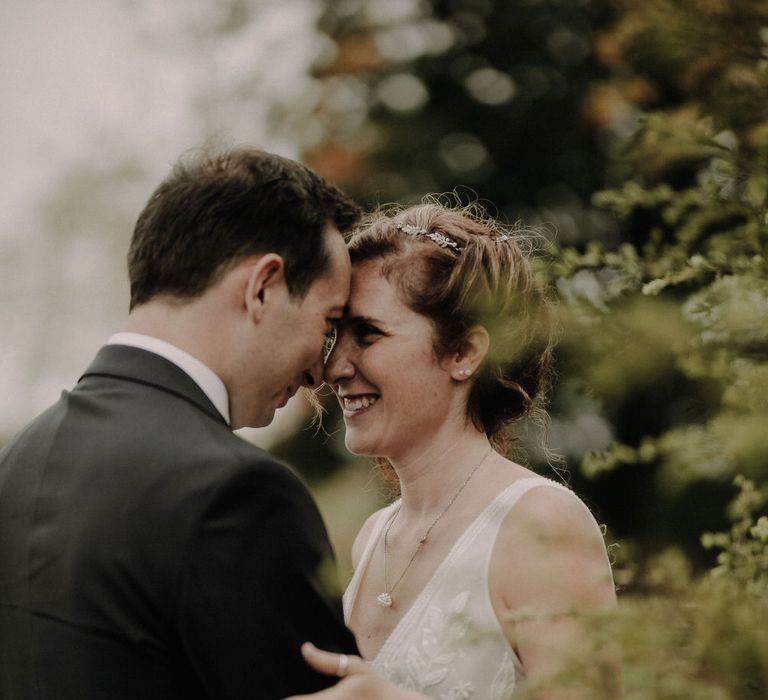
[289, 203, 617, 699]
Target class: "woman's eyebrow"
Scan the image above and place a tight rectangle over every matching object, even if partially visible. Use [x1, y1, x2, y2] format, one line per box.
[343, 313, 385, 326]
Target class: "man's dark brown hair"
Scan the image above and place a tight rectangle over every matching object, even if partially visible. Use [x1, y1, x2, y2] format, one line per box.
[128, 147, 360, 309]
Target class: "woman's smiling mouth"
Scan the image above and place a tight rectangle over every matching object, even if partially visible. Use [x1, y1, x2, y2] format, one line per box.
[340, 394, 379, 416]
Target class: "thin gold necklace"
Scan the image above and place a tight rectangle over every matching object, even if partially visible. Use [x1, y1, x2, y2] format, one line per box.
[376, 446, 493, 608]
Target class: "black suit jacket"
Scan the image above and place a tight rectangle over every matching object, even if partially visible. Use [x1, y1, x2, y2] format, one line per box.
[0, 345, 357, 699]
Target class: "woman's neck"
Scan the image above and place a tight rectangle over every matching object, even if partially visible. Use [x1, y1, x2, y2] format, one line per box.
[390, 426, 493, 518]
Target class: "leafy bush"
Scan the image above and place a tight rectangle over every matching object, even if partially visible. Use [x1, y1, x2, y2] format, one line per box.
[508, 477, 768, 699]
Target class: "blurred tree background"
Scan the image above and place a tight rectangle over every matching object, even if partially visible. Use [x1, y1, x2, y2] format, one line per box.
[287, 0, 768, 573]
[2, 0, 766, 694]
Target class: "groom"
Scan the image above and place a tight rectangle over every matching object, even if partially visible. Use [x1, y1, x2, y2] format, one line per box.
[0, 148, 361, 699]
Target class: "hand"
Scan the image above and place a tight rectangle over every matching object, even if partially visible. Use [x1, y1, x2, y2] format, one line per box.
[282, 643, 426, 700]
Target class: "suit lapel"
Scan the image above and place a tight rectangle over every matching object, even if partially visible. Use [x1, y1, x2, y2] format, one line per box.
[79, 345, 229, 426]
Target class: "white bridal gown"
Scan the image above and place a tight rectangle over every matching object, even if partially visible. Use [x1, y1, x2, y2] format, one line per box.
[343, 477, 584, 700]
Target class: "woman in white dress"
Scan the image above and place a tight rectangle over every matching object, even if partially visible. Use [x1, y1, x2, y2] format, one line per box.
[289, 203, 617, 700]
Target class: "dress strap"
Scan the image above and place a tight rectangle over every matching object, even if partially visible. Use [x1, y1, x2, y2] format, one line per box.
[488, 476, 573, 520]
[442, 476, 575, 573]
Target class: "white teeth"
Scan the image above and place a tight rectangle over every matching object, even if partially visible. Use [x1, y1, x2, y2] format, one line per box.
[344, 396, 377, 411]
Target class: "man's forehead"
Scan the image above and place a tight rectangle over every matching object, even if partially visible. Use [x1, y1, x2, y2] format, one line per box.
[318, 228, 351, 306]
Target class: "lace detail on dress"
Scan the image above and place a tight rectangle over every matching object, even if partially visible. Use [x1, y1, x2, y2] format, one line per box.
[375, 592, 475, 698]
[490, 652, 518, 700]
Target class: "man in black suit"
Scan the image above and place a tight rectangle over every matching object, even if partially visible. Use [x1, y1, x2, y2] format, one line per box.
[0, 148, 361, 699]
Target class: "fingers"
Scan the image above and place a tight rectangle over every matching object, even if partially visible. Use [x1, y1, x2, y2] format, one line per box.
[284, 647, 428, 700]
[300, 642, 367, 678]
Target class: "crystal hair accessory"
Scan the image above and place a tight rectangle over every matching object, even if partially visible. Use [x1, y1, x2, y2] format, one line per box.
[395, 223, 463, 252]
[396, 223, 427, 236]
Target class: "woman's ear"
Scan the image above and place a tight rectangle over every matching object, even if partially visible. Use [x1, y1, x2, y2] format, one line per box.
[447, 325, 490, 381]
[243, 253, 285, 322]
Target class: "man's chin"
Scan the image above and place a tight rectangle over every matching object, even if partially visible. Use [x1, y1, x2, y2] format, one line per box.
[233, 390, 294, 430]
[232, 409, 276, 431]
[253, 409, 276, 429]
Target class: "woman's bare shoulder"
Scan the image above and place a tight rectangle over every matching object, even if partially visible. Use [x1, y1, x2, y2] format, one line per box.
[491, 480, 615, 611]
[509, 479, 602, 543]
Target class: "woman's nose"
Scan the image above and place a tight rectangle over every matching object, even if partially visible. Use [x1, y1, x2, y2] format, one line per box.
[323, 334, 355, 385]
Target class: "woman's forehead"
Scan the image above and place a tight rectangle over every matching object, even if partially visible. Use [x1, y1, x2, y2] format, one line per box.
[348, 263, 397, 311]
[347, 260, 422, 327]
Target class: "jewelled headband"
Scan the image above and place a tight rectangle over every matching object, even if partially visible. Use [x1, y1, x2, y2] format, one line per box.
[395, 223, 512, 252]
[395, 223, 463, 252]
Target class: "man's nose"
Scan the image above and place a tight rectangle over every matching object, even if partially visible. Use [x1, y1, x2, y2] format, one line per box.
[302, 355, 325, 388]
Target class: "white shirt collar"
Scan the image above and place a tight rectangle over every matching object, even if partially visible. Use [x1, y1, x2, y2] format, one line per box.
[107, 332, 230, 425]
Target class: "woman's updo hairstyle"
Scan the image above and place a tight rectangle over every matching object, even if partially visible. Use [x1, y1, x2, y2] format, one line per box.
[346, 201, 555, 454]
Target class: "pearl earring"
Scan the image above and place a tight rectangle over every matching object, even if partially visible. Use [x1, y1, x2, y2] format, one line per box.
[459, 368, 472, 377]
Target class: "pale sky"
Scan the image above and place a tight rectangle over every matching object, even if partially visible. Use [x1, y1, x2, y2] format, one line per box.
[1, 1, 194, 235]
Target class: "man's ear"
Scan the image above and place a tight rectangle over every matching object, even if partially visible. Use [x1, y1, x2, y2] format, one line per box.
[243, 253, 286, 322]
[444, 325, 490, 381]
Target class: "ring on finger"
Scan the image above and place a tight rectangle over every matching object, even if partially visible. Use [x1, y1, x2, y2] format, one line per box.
[336, 653, 349, 677]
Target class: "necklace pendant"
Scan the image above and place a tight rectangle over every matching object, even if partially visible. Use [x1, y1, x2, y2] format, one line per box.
[376, 592, 393, 608]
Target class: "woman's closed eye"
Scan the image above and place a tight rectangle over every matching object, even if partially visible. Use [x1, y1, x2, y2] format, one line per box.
[325, 318, 384, 360]
[354, 321, 383, 344]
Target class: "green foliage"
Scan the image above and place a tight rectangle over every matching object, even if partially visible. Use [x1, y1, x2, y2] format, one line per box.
[545, 0, 768, 505]
[536, 3, 768, 689]
[508, 478, 768, 699]
[704, 475, 768, 591]
[612, 477, 768, 698]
